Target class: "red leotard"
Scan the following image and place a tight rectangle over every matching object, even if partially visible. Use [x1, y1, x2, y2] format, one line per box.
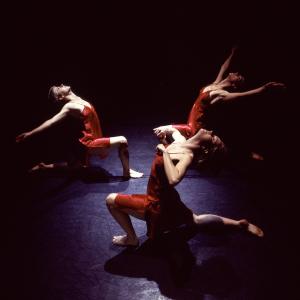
[173, 87, 211, 138]
[115, 152, 193, 239]
[78, 105, 110, 158]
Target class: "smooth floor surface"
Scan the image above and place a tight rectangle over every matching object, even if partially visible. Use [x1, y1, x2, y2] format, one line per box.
[8, 125, 297, 300]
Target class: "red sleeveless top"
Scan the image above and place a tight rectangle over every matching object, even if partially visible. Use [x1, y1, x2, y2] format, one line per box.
[145, 153, 193, 238]
[78, 105, 103, 146]
[186, 87, 211, 135]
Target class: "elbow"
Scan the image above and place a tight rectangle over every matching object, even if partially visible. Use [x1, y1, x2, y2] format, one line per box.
[168, 177, 180, 186]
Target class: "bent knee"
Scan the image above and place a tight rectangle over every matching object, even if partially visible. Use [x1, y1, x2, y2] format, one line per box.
[110, 136, 128, 147]
[118, 136, 128, 145]
[106, 193, 118, 207]
[193, 214, 206, 225]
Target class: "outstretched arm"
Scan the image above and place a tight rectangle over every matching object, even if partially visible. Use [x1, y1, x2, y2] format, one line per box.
[16, 104, 77, 143]
[214, 46, 237, 83]
[156, 144, 192, 186]
[210, 82, 286, 104]
[213, 46, 237, 84]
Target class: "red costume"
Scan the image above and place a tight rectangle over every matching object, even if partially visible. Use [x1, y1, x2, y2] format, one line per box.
[115, 152, 193, 239]
[79, 105, 110, 158]
[173, 87, 211, 138]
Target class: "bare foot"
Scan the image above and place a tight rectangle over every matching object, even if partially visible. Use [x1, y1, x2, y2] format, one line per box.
[251, 152, 264, 161]
[123, 169, 144, 179]
[239, 219, 264, 237]
[112, 235, 139, 247]
[28, 162, 51, 173]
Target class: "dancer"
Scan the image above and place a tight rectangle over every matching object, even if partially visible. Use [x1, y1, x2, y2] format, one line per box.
[161, 47, 285, 160]
[106, 126, 263, 246]
[172, 46, 285, 137]
[16, 84, 143, 178]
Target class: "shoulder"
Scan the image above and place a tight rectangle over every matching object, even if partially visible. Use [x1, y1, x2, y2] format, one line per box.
[60, 102, 85, 118]
[63, 102, 84, 111]
[201, 83, 221, 94]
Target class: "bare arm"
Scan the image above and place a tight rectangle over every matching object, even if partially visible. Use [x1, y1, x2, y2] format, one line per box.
[213, 46, 237, 84]
[157, 144, 192, 186]
[16, 103, 80, 142]
[210, 82, 286, 104]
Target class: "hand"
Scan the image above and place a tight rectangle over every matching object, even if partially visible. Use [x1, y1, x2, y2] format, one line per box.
[16, 132, 30, 143]
[156, 143, 166, 155]
[153, 125, 172, 138]
[263, 82, 286, 90]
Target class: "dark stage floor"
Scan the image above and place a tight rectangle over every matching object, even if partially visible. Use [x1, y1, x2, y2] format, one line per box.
[8, 124, 298, 300]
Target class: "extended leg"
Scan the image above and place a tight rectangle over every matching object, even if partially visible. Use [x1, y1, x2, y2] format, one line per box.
[193, 214, 264, 237]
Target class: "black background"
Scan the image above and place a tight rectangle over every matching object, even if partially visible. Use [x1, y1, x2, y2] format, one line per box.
[6, 2, 296, 122]
[4, 2, 299, 298]
[6, 2, 297, 164]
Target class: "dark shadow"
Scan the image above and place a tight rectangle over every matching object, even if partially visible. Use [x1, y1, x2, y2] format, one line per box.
[23, 166, 130, 199]
[26, 165, 131, 183]
[104, 226, 240, 299]
[21, 166, 130, 217]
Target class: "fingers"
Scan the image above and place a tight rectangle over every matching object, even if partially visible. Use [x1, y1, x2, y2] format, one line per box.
[275, 82, 286, 88]
[153, 129, 162, 136]
[153, 128, 161, 134]
[265, 82, 286, 89]
[153, 126, 165, 137]
[153, 126, 170, 134]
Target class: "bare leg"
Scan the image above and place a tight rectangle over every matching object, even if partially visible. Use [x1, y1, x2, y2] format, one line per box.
[193, 214, 264, 237]
[87, 136, 143, 178]
[106, 193, 144, 246]
[110, 136, 143, 178]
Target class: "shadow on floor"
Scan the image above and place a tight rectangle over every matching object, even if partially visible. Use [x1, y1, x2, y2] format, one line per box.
[26, 166, 132, 182]
[104, 227, 240, 299]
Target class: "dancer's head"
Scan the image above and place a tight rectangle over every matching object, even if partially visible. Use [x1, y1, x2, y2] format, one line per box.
[194, 129, 227, 170]
[226, 72, 244, 90]
[48, 84, 72, 102]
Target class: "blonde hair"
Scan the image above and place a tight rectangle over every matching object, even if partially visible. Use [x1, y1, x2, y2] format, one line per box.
[48, 86, 57, 102]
